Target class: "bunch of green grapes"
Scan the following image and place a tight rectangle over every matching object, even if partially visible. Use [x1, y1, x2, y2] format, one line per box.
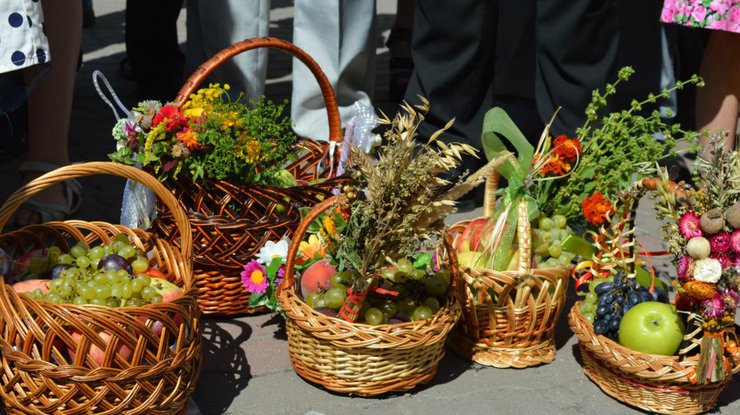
[27, 234, 163, 307]
[532, 215, 575, 269]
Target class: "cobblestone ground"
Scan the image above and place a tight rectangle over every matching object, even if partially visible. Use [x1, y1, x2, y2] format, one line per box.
[1, 1, 739, 414]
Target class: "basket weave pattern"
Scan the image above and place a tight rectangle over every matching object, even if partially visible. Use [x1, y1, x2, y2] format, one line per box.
[0, 162, 202, 415]
[154, 37, 347, 316]
[277, 196, 461, 396]
[448, 173, 570, 368]
[567, 178, 740, 415]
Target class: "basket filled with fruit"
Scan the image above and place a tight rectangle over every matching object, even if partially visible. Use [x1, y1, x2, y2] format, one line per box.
[275, 101, 510, 396]
[0, 162, 201, 415]
[109, 38, 347, 316]
[568, 166, 740, 415]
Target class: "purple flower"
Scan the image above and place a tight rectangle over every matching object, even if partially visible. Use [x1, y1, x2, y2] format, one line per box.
[702, 294, 725, 318]
[722, 289, 740, 309]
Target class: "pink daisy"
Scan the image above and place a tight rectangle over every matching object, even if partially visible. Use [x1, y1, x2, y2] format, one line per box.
[241, 260, 268, 293]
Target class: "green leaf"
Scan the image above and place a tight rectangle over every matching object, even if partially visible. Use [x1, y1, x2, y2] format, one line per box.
[580, 166, 596, 179]
[481, 107, 533, 180]
[584, 181, 597, 193]
[635, 266, 668, 292]
[413, 252, 432, 269]
[248, 292, 268, 307]
[265, 257, 283, 279]
[561, 234, 595, 258]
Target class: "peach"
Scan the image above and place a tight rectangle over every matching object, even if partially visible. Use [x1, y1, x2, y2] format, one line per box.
[69, 331, 133, 367]
[12, 279, 51, 295]
[300, 259, 336, 297]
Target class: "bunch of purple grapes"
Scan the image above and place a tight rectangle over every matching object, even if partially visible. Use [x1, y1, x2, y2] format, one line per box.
[592, 273, 667, 340]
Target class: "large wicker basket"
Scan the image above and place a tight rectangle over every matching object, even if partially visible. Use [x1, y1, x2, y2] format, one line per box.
[154, 37, 347, 316]
[0, 162, 202, 415]
[276, 195, 462, 396]
[447, 173, 571, 368]
[568, 178, 740, 415]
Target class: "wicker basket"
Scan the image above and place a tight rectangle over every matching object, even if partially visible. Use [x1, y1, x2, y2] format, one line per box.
[276, 195, 462, 396]
[0, 162, 202, 415]
[568, 178, 740, 415]
[154, 37, 348, 316]
[447, 172, 571, 368]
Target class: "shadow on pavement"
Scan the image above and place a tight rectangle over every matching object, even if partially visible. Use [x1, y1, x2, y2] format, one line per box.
[193, 319, 252, 415]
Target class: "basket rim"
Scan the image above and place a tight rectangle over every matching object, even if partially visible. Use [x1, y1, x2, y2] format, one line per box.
[569, 301, 740, 382]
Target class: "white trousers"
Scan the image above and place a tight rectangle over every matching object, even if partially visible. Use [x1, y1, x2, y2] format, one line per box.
[185, 0, 376, 141]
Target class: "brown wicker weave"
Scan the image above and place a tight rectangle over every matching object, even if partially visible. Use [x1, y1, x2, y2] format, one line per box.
[567, 177, 740, 415]
[570, 304, 740, 415]
[447, 172, 571, 368]
[154, 37, 348, 316]
[276, 195, 462, 396]
[0, 162, 202, 415]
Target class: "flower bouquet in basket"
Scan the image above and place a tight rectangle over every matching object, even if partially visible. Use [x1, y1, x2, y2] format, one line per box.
[447, 67, 699, 368]
[273, 100, 511, 396]
[0, 163, 201, 414]
[107, 38, 348, 316]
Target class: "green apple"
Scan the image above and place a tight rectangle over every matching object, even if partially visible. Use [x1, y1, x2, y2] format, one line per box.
[618, 302, 685, 356]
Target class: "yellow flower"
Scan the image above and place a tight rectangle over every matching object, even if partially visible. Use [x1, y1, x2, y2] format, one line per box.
[298, 234, 325, 264]
[322, 215, 337, 238]
[184, 107, 204, 120]
[236, 136, 261, 164]
[145, 123, 167, 152]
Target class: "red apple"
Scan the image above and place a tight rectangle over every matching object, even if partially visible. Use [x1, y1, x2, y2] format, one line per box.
[12, 279, 51, 295]
[300, 259, 336, 297]
[6, 248, 47, 281]
[69, 331, 133, 367]
[455, 217, 488, 252]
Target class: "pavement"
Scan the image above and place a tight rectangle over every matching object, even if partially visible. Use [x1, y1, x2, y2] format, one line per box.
[1, 1, 740, 414]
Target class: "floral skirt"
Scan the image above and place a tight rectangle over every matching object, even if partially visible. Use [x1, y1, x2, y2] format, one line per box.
[661, 0, 740, 33]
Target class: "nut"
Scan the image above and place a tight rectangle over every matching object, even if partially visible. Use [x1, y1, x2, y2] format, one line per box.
[700, 208, 724, 235]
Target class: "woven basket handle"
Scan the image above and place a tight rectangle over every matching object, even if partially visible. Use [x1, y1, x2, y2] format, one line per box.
[0, 162, 193, 277]
[479, 170, 532, 273]
[174, 37, 342, 144]
[279, 195, 343, 294]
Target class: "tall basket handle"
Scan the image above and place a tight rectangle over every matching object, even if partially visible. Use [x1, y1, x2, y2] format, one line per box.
[174, 37, 342, 144]
[279, 195, 343, 294]
[0, 162, 193, 275]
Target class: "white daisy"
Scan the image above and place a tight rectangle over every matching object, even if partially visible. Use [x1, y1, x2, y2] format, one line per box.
[256, 238, 290, 265]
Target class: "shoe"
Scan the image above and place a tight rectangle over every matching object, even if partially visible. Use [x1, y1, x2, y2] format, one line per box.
[386, 27, 413, 103]
[12, 161, 83, 227]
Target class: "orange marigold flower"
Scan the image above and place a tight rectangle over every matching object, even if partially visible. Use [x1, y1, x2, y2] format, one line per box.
[552, 134, 582, 163]
[540, 155, 571, 176]
[582, 191, 612, 226]
[176, 129, 200, 150]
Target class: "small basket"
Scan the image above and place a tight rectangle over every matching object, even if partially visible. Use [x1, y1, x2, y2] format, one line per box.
[153, 37, 348, 316]
[568, 178, 740, 415]
[276, 196, 462, 396]
[0, 162, 202, 415]
[447, 172, 571, 368]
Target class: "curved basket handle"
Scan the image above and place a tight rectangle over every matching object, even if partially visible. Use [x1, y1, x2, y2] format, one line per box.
[174, 37, 342, 144]
[279, 195, 344, 294]
[482, 170, 500, 219]
[0, 162, 193, 274]
[516, 199, 532, 273]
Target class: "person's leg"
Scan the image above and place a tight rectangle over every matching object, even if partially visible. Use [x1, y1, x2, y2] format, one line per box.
[534, 0, 620, 137]
[387, 0, 415, 102]
[15, 0, 82, 226]
[696, 30, 740, 152]
[292, 0, 376, 141]
[126, 0, 185, 102]
[404, 0, 496, 153]
[184, 0, 270, 102]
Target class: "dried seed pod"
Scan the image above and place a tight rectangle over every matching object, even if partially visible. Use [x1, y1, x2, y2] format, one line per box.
[726, 202, 740, 229]
[700, 208, 724, 235]
[686, 237, 711, 260]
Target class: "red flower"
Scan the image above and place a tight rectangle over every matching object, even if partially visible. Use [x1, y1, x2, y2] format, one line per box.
[552, 135, 582, 163]
[152, 104, 187, 132]
[582, 191, 612, 227]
